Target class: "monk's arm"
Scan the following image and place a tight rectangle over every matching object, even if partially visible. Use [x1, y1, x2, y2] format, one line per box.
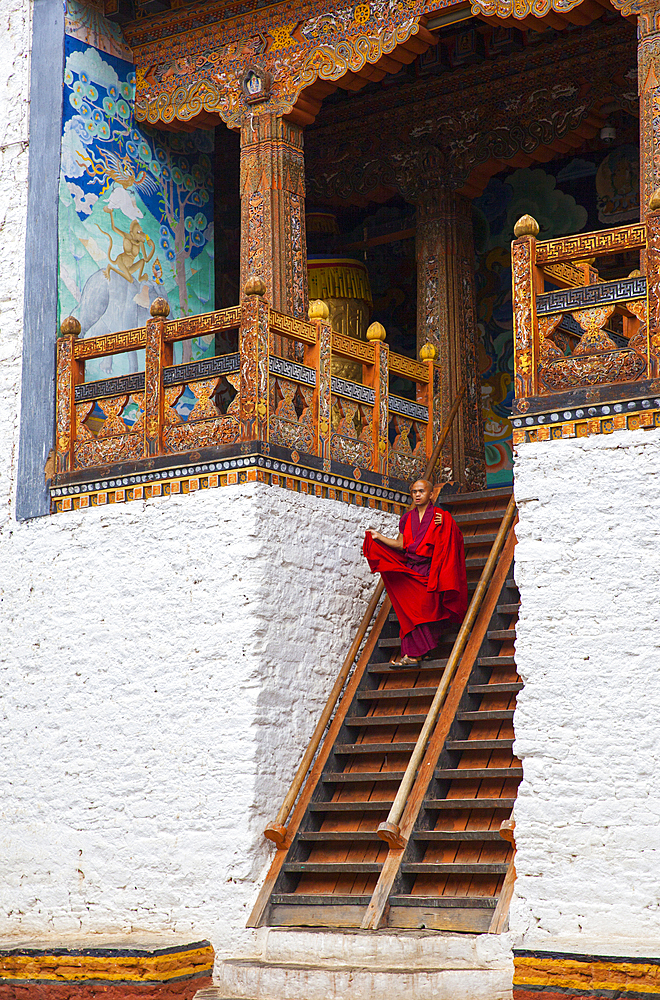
[367, 529, 404, 550]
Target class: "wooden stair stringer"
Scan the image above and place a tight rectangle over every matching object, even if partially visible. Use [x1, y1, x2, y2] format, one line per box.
[247, 594, 392, 928]
[361, 523, 518, 931]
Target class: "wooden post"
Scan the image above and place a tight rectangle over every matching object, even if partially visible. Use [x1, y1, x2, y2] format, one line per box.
[419, 344, 438, 478]
[55, 317, 82, 475]
[240, 276, 270, 443]
[144, 297, 170, 458]
[645, 198, 660, 373]
[307, 299, 332, 469]
[365, 322, 388, 476]
[511, 215, 541, 401]
[639, 3, 660, 229]
[239, 113, 308, 320]
[414, 187, 484, 489]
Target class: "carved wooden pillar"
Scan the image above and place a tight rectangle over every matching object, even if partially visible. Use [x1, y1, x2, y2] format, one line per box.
[415, 188, 485, 491]
[638, 2, 660, 227]
[56, 317, 82, 475]
[239, 113, 308, 320]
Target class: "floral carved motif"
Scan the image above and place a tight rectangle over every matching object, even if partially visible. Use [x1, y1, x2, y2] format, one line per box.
[539, 351, 647, 391]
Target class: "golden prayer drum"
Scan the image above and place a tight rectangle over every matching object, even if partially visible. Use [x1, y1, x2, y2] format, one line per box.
[307, 257, 373, 382]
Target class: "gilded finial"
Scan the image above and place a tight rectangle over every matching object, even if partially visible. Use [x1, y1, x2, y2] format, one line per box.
[59, 316, 81, 337]
[419, 341, 437, 362]
[513, 215, 540, 239]
[649, 188, 660, 212]
[150, 297, 170, 318]
[244, 275, 266, 296]
[308, 299, 329, 321]
[366, 321, 386, 342]
[628, 268, 642, 278]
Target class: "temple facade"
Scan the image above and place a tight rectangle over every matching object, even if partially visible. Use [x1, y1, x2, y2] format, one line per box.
[1, 0, 659, 997]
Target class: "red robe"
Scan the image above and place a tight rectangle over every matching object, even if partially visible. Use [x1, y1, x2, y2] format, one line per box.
[362, 505, 467, 652]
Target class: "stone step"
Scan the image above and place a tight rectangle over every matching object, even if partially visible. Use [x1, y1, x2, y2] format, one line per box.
[206, 929, 514, 1000]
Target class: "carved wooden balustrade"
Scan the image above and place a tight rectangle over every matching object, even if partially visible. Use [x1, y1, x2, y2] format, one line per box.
[53, 287, 440, 511]
[510, 208, 660, 440]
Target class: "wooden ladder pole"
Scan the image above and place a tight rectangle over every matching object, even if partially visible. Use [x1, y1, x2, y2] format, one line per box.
[424, 383, 466, 483]
[376, 494, 518, 848]
[263, 579, 385, 847]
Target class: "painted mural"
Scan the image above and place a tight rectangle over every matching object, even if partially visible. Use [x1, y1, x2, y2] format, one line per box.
[60, 2, 215, 379]
[474, 146, 640, 486]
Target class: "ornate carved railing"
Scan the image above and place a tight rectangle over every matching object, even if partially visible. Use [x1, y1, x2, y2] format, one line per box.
[510, 209, 660, 440]
[54, 285, 441, 507]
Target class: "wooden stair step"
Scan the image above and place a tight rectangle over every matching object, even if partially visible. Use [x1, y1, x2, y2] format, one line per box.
[368, 660, 448, 674]
[334, 742, 416, 755]
[272, 894, 372, 906]
[378, 637, 402, 648]
[389, 895, 497, 909]
[456, 709, 515, 721]
[345, 714, 427, 727]
[446, 738, 514, 750]
[322, 771, 405, 783]
[487, 629, 517, 641]
[496, 603, 520, 614]
[412, 830, 504, 842]
[283, 862, 383, 874]
[505, 578, 517, 589]
[425, 798, 516, 810]
[466, 557, 488, 568]
[435, 766, 522, 780]
[401, 862, 510, 875]
[308, 801, 392, 813]
[463, 533, 498, 546]
[453, 510, 508, 525]
[357, 687, 437, 701]
[298, 831, 382, 842]
[477, 655, 516, 667]
[440, 486, 512, 504]
[468, 682, 523, 694]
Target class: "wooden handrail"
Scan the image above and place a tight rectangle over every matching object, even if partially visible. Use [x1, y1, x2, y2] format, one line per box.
[262, 385, 467, 848]
[377, 493, 518, 848]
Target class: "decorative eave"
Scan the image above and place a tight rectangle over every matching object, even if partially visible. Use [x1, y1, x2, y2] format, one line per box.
[131, 0, 438, 129]
[125, 0, 623, 131]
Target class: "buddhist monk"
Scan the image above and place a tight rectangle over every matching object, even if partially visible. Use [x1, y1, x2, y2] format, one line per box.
[363, 479, 467, 665]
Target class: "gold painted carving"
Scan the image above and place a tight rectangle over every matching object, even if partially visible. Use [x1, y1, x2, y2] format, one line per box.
[388, 352, 429, 383]
[332, 332, 376, 363]
[269, 309, 317, 344]
[164, 306, 242, 342]
[535, 224, 647, 265]
[470, 0, 586, 19]
[543, 262, 599, 289]
[74, 328, 146, 359]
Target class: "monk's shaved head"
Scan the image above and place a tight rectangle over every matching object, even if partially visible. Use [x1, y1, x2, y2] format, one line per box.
[411, 479, 433, 492]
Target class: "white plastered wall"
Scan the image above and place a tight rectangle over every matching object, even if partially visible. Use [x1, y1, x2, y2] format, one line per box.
[511, 428, 660, 957]
[0, 0, 406, 957]
[0, 483, 396, 954]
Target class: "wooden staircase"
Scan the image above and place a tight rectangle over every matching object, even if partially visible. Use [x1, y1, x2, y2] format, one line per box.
[249, 486, 520, 934]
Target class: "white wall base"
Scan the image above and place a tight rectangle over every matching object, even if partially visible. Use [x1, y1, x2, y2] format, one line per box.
[201, 927, 514, 1000]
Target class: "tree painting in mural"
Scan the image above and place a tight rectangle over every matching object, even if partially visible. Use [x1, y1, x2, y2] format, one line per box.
[59, 37, 214, 374]
[146, 140, 212, 314]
